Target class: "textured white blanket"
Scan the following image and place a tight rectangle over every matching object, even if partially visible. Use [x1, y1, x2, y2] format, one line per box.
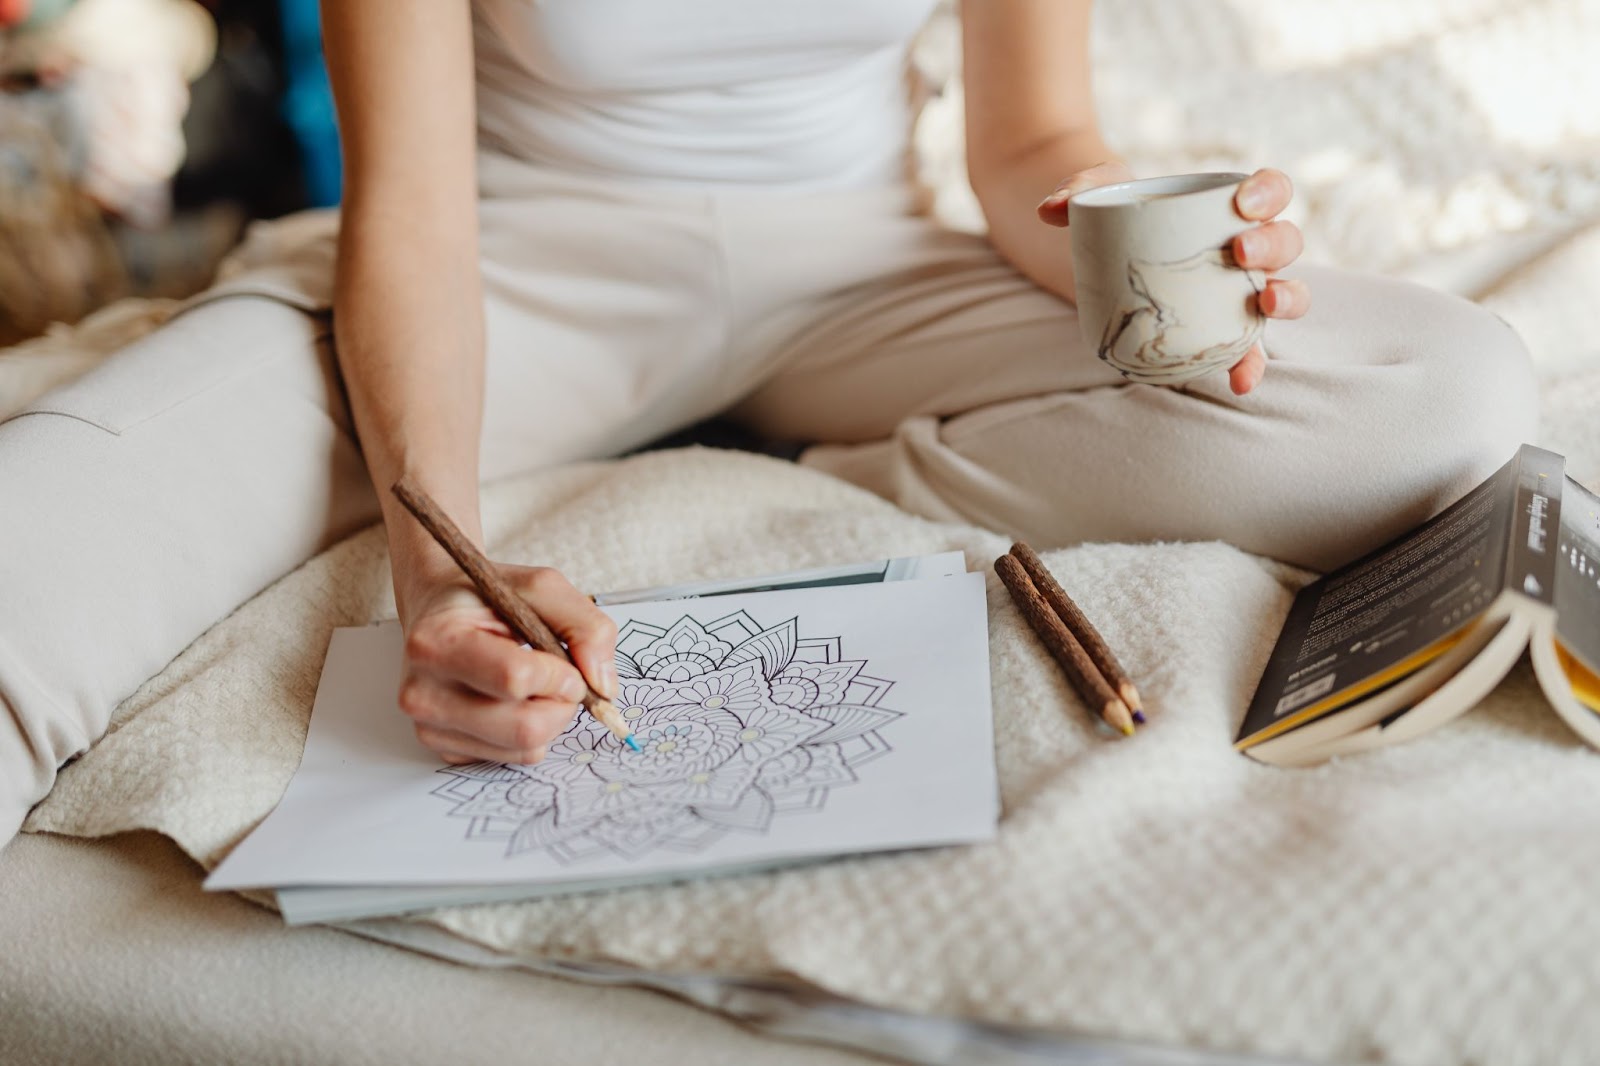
[10, 0, 1600, 1062]
[20, 444, 1600, 1066]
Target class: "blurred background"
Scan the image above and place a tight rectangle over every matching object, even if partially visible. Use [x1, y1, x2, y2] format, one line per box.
[0, 0, 335, 346]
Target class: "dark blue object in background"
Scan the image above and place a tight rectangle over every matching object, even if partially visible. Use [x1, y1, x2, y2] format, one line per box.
[278, 0, 341, 206]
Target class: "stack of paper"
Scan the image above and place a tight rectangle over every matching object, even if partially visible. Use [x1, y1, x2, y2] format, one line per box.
[206, 554, 1000, 924]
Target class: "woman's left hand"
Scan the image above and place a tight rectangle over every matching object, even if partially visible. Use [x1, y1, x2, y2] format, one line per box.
[1039, 166, 1310, 396]
[1222, 168, 1309, 394]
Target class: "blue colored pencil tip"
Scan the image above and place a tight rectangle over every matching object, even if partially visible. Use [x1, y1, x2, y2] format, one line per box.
[1132, 710, 1147, 725]
[624, 734, 642, 753]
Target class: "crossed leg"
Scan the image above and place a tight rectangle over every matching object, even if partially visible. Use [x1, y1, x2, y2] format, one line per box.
[728, 221, 1538, 572]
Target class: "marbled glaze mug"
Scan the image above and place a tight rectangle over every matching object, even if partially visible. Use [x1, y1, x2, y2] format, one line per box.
[1068, 173, 1266, 384]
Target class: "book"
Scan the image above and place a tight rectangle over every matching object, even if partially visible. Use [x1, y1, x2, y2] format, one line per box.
[1237, 444, 1600, 766]
[205, 552, 999, 924]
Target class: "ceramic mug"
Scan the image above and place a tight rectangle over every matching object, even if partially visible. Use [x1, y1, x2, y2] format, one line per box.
[1068, 172, 1266, 384]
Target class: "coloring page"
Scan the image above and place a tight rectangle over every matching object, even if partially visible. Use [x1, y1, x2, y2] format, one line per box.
[208, 573, 997, 893]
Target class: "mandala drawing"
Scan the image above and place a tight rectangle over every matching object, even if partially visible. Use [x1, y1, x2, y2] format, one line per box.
[431, 611, 901, 862]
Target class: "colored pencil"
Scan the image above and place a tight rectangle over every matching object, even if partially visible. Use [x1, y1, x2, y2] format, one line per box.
[1007, 541, 1146, 724]
[994, 552, 1136, 737]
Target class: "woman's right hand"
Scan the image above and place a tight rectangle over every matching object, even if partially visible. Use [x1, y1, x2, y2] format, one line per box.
[396, 564, 619, 766]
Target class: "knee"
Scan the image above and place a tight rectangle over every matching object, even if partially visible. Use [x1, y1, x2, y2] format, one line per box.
[1402, 293, 1539, 502]
[1267, 277, 1540, 569]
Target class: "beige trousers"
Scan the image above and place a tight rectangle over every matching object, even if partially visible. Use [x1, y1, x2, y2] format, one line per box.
[0, 156, 1538, 845]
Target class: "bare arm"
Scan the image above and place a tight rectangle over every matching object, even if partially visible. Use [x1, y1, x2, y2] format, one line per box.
[961, 0, 1114, 306]
[322, 0, 484, 612]
[322, 2, 616, 765]
[960, 0, 1308, 394]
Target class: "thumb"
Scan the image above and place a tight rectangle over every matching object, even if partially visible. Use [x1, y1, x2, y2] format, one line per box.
[1038, 162, 1136, 226]
[502, 564, 620, 700]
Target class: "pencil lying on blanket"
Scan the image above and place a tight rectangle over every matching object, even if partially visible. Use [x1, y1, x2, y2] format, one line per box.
[1007, 542, 1145, 724]
[993, 543, 1143, 737]
[390, 476, 642, 754]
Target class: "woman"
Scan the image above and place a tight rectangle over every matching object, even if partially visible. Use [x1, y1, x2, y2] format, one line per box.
[0, 0, 1536, 845]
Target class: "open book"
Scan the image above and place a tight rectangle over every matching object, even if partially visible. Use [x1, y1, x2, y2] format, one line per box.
[206, 552, 999, 924]
[1238, 444, 1600, 766]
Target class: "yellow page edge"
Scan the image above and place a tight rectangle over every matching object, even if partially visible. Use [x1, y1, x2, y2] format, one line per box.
[1236, 621, 1479, 751]
[1556, 642, 1600, 714]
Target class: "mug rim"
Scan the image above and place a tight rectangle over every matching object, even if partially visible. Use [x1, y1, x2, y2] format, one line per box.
[1068, 172, 1248, 209]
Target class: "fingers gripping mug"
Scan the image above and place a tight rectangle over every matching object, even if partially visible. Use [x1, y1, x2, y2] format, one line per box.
[1068, 173, 1266, 384]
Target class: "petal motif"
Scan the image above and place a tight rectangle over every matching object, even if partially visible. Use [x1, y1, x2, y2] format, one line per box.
[677, 662, 772, 721]
[798, 703, 905, 745]
[730, 700, 830, 764]
[435, 780, 529, 823]
[583, 808, 703, 859]
[630, 617, 735, 681]
[757, 743, 857, 797]
[649, 757, 762, 808]
[557, 773, 674, 823]
[692, 786, 775, 833]
[609, 677, 692, 729]
[721, 617, 798, 680]
[507, 805, 594, 857]
[599, 704, 741, 785]
[773, 659, 866, 709]
[527, 727, 612, 784]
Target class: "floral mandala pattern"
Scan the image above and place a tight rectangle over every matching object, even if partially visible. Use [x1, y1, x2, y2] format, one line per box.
[431, 611, 901, 862]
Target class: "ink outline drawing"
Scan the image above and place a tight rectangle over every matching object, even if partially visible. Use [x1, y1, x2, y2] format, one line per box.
[431, 610, 902, 863]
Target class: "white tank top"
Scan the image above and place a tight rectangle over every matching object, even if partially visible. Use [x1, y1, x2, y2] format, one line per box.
[472, 0, 940, 190]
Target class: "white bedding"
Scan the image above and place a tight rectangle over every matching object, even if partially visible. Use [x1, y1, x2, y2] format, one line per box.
[0, 831, 884, 1066]
[12, 445, 1600, 1066]
[6, 1, 1600, 1063]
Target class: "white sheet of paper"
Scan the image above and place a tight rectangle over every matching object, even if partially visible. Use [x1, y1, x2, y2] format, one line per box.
[207, 572, 997, 894]
[273, 551, 975, 923]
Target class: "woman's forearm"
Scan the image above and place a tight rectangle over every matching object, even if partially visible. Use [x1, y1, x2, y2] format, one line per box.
[317, 2, 621, 769]
[959, 0, 1117, 305]
[321, 0, 484, 618]
[333, 212, 485, 614]
[970, 128, 1124, 305]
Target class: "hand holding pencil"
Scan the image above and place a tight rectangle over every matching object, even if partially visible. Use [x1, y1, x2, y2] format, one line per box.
[389, 477, 636, 764]
[995, 542, 1146, 737]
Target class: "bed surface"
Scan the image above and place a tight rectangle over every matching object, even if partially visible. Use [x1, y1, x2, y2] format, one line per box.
[0, 831, 886, 1066]
[4, 2, 1599, 1064]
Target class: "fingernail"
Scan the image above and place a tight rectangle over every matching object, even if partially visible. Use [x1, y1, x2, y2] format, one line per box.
[1238, 185, 1268, 215]
[1237, 231, 1261, 262]
[560, 675, 587, 702]
[600, 662, 619, 700]
[1037, 191, 1070, 210]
